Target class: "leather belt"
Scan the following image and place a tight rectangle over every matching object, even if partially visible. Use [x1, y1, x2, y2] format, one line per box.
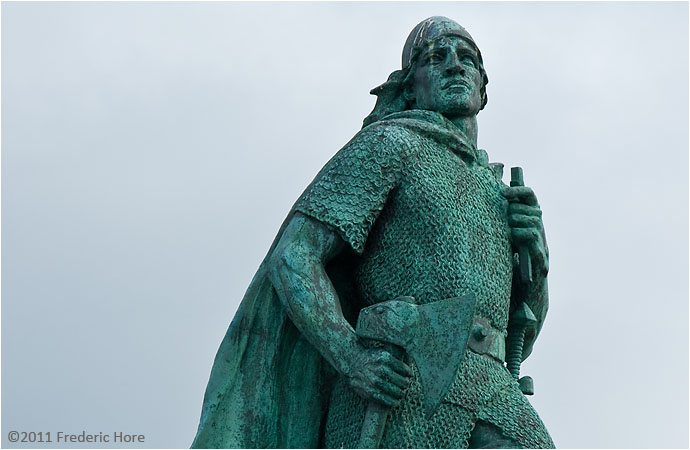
[467, 317, 506, 363]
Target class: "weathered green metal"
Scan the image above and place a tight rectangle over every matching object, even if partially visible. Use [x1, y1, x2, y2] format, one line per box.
[192, 15, 554, 449]
[519, 375, 535, 396]
[510, 167, 533, 284]
[506, 302, 538, 384]
[356, 295, 477, 418]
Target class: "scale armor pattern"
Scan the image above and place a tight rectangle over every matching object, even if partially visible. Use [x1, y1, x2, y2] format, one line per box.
[477, 384, 555, 448]
[293, 110, 552, 448]
[323, 351, 553, 449]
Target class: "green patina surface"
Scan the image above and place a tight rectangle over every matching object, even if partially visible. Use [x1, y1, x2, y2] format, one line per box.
[192, 16, 553, 449]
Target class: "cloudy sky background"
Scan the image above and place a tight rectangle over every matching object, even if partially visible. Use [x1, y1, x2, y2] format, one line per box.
[2, 2, 688, 448]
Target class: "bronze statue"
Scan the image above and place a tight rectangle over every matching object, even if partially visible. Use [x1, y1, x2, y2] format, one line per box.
[192, 16, 553, 449]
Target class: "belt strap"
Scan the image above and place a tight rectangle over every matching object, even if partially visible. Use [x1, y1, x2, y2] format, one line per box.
[467, 317, 506, 363]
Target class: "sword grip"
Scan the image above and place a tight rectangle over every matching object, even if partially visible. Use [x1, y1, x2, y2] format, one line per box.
[506, 325, 525, 380]
[510, 167, 533, 284]
[506, 302, 537, 395]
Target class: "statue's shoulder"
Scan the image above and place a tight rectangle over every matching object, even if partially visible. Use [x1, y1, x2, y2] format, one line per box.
[329, 115, 422, 167]
[344, 110, 446, 157]
[355, 114, 423, 146]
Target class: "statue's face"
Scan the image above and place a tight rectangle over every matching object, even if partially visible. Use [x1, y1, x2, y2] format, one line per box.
[410, 36, 483, 117]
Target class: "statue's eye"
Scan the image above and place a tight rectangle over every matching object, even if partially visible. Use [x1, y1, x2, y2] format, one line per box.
[428, 51, 445, 64]
[461, 55, 477, 68]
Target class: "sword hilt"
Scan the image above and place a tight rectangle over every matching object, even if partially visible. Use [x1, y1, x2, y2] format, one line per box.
[506, 302, 537, 395]
[510, 167, 533, 284]
[505, 327, 525, 379]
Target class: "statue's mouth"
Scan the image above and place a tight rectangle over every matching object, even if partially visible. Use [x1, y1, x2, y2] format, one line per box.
[443, 79, 470, 90]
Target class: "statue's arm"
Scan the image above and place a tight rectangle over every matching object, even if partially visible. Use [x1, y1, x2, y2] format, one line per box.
[268, 212, 355, 374]
[268, 212, 410, 406]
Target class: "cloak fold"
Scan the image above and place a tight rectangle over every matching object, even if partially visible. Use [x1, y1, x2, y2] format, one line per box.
[191, 214, 331, 449]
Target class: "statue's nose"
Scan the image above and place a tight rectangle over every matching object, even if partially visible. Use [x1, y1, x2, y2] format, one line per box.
[445, 53, 466, 75]
[445, 64, 465, 77]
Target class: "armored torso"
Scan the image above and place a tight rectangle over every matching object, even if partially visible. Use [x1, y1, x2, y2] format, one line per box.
[295, 110, 513, 331]
[294, 110, 550, 448]
[352, 121, 513, 332]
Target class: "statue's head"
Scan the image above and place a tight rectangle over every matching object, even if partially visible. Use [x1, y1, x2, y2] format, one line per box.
[363, 16, 489, 127]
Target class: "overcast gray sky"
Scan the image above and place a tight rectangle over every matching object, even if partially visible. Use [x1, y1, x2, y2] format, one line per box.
[2, 2, 688, 448]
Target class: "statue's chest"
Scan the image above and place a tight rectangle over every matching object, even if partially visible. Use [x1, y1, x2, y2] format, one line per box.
[356, 141, 513, 324]
[391, 145, 509, 241]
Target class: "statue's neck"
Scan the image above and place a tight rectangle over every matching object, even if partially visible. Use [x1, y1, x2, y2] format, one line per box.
[446, 115, 478, 147]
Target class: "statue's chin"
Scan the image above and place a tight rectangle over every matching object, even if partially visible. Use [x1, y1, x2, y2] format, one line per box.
[435, 97, 481, 118]
[441, 105, 480, 119]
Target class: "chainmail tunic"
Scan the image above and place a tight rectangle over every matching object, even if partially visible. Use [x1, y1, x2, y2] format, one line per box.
[293, 110, 554, 448]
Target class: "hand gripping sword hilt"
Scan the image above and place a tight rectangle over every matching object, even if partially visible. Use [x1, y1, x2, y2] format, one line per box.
[510, 167, 533, 284]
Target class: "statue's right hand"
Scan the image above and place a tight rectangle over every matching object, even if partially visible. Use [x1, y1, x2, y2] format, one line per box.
[345, 347, 412, 407]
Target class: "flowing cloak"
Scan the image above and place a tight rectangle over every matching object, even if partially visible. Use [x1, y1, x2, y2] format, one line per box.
[190, 210, 331, 449]
[191, 110, 549, 449]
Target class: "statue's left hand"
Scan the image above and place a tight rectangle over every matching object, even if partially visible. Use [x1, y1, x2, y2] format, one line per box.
[502, 185, 549, 281]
